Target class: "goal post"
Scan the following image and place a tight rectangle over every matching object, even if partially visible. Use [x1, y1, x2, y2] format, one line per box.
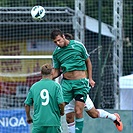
[0, 55, 52, 60]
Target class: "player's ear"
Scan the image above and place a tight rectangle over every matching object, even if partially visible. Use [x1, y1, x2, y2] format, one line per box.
[62, 34, 66, 39]
[51, 68, 54, 76]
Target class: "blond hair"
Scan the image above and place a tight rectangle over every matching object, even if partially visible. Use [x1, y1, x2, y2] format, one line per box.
[41, 63, 53, 75]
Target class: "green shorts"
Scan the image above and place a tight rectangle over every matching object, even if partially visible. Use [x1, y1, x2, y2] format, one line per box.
[32, 126, 62, 133]
[61, 78, 90, 103]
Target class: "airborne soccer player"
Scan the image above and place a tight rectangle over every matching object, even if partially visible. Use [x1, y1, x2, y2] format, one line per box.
[64, 33, 123, 133]
[51, 29, 93, 133]
[51, 29, 123, 133]
[24, 63, 65, 133]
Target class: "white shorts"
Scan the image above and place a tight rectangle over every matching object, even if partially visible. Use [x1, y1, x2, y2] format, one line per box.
[65, 94, 94, 114]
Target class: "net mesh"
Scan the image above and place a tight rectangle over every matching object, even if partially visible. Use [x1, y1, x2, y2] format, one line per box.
[0, 58, 51, 108]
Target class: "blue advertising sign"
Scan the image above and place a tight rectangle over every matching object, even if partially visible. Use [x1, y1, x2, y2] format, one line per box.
[0, 109, 30, 133]
[132, 97, 133, 129]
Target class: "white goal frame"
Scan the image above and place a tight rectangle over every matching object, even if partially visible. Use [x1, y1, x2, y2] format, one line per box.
[0, 55, 52, 59]
[0, 55, 60, 83]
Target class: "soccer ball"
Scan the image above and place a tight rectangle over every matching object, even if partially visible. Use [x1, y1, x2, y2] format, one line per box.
[31, 6, 45, 20]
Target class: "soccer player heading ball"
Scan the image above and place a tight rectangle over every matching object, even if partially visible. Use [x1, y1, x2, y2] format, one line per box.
[51, 29, 123, 133]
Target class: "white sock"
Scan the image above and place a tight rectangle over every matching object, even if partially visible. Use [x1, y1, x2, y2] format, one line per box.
[67, 122, 75, 133]
[97, 109, 117, 121]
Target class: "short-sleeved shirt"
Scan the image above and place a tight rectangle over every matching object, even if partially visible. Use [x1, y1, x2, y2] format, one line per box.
[52, 40, 90, 73]
[24, 79, 64, 127]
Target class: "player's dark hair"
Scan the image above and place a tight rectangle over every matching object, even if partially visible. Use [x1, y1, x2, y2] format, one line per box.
[41, 63, 53, 75]
[64, 33, 74, 40]
[51, 29, 64, 40]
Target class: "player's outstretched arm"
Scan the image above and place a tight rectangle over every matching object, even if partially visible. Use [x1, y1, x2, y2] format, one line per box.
[85, 58, 95, 87]
[24, 104, 33, 124]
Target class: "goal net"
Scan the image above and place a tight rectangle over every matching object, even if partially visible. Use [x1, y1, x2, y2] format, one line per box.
[0, 0, 116, 111]
[0, 0, 115, 132]
[0, 56, 53, 108]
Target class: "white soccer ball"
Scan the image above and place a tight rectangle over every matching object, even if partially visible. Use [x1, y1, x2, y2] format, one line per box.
[31, 6, 45, 20]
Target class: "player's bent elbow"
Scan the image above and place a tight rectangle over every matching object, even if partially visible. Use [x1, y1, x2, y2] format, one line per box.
[59, 102, 65, 115]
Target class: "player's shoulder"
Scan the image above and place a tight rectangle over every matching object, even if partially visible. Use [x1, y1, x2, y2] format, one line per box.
[53, 81, 60, 85]
[53, 46, 61, 55]
[46, 79, 60, 86]
[71, 40, 84, 47]
[30, 80, 40, 88]
[53, 81, 62, 88]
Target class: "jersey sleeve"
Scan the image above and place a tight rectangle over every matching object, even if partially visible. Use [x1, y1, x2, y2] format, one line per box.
[56, 83, 64, 104]
[24, 90, 33, 106]
[80, 43, 90, 60]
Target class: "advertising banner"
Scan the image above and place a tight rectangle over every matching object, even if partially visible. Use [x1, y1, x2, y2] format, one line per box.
[0, 109, 30, 133]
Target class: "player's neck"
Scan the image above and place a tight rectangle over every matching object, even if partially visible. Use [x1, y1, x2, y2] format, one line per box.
[42, 75, 52, 80]
[65, 39, 70, 46]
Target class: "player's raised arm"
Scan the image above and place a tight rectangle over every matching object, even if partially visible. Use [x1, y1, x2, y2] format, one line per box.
[85, 57, 95, 88]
